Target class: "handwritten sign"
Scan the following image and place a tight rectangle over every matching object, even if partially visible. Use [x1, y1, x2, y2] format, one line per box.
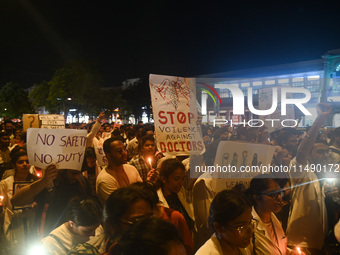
[95, 146, 108, 166]
[23, 114, 40, 132]
[39, 114, 65, 129]
[149, 74, 205, 156]
[211, 141, 275, 192]
[27, 128, 87, 171]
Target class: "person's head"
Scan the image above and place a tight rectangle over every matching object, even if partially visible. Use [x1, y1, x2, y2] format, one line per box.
[141, 125, 154, 138]
[4, 121, 13, 133]
[84, 147, 97, 168]
[209, 190, 252, 249]
[14, 132, 26, 146]
[277, 128, 302, 156]
[139, 135, 155, 157]
[0, 132, 10, 148]
[96, 130, 102, 139]
[10, 147, 30, 175]
[247, 173, 284, 214]
[103, 137, 128, 166]
[159, 158, 186, 196]
[309, 138, 329, 165]
[103, 186, 154, 239]
[129, 182, 160, 216]
[112, 218, 185, 255]
[111, 129, 121, 137]
[66, 197, 102, 237]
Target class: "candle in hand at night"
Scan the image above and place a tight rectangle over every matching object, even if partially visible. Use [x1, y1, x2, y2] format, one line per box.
[148, 157, 152, 167]
[297, 247, 301, 255]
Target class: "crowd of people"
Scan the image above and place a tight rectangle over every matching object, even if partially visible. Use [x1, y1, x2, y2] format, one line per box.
[0, 103, 340, 254]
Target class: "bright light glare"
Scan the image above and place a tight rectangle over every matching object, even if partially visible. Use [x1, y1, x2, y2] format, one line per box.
[325, 178, 336, 184]
[27, 244, 47, 255]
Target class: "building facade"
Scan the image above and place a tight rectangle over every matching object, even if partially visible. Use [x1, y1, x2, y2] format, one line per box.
[197, 49, 340, 128]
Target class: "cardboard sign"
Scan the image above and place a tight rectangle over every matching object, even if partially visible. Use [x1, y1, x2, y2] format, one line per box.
[27, 128, 87, 171]
[149, 74, 205, 156]
[39, 114, 65, 129]
[23, 114, 40, 132]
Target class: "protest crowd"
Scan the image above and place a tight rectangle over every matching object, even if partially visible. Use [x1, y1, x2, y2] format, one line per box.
[1, 103, 340, 255]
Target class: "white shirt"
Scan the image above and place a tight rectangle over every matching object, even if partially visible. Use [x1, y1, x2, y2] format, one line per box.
[195, 233, 252, 255]
[96, 164, 142, 205]
[42, 223, 90, 255]
[286, 157, 327, 250]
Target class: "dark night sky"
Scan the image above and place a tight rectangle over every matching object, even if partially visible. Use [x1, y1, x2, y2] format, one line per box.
[1, 0, 340, 88]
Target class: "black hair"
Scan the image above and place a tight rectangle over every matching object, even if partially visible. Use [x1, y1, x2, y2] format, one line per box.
[66, 197, 102, 227]
[139, 135, 155, 150]
[208, 189, 251, 232]
[111, 218, 183, 255]
[85, 147, 96, 159]
[103, 186, 153, 238]
[156, 158, 185, 189]
[245, 173, 279, 205]
[277, 128, 302, 147]
[141, 125, 154, 138]
[129, 182, 159, 208]
[10, 147, 27, 165]
[103, 136, 125, 156]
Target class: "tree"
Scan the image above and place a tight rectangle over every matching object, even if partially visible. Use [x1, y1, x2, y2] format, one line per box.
[0, 82, 34, 118]
[29, 59, 104, 118]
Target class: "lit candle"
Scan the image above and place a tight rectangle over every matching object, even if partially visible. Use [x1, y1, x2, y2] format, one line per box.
[0, 195, 4, 206]
[148, 157, 152, 167]
[297, 247, 301, 255]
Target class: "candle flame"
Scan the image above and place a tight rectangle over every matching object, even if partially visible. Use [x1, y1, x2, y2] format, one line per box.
[148, 157, 152, 166]
[297, 247, 301, 254]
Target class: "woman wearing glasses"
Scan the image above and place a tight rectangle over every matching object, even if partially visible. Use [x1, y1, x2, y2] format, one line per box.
[195, 189, 253, 255]
[247, 173, 304, 255]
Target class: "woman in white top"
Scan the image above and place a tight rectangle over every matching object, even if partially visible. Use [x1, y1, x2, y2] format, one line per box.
[196, 190, 253, 255]
[246, 173, 304, 255]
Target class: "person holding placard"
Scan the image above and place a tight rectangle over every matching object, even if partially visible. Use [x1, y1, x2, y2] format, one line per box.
[11, 165, 92, 238]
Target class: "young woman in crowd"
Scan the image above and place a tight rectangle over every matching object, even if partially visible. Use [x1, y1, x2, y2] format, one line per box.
[41, 197, 102, 255]
[195, 189, 253, 255]
[156, 158, 195, 233]
[0, 147, 39, 254]
[246, 173, 304, 255]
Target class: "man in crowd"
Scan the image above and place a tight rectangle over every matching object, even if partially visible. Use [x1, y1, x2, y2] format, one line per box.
[96, 137, 142, 206]
[129, 135, 157, 181]
[11, 165, 91, 238]
[287, 103, 332, 255]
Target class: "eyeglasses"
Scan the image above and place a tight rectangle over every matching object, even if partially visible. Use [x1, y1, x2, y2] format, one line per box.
[120, 212, 154, 226]
[262, 190, 285, 199]
[225, 221, 253, 236]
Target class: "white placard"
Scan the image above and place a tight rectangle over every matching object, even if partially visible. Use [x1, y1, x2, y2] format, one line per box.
[211, 141, 275, 192]
[95, 146, 108, 167]
[149, 74, 205, 156]
[27, 128, 87, 171]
